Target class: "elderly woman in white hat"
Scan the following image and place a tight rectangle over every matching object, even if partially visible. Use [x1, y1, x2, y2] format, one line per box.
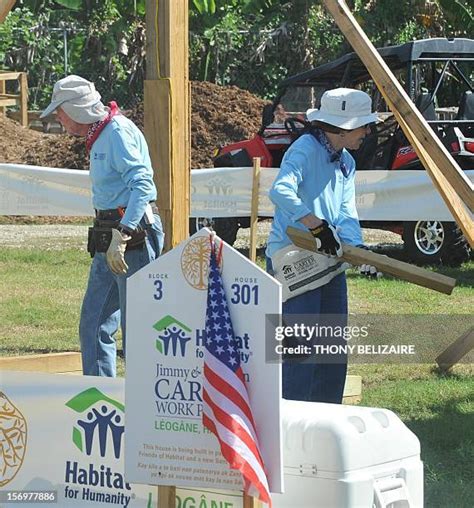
[266, 87, 380, 404]
[41, 75, 164, 377]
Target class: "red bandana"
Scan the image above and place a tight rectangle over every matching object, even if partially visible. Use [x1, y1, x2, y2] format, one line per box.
[86, 101, 120, 153]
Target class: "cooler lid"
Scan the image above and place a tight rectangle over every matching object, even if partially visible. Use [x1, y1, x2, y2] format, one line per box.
[281, 400, 420, 473]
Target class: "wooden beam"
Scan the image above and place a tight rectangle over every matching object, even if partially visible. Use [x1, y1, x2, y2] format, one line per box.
[322, 0, 474, 216]
[249, 157, 261, 262]
[286, 227, 456, 295]
[0, 0, 15, 23]
[158, 486, 176, 508]
[436, 326, 474, 372]
[0, 352, 82, 374]
[145, 0, 189, 250]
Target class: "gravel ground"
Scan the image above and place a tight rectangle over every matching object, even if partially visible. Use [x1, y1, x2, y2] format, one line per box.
[0, 222, 403, 250]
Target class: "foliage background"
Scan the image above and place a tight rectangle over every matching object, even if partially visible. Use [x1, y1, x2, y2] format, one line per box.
[0, 0, 472, 107]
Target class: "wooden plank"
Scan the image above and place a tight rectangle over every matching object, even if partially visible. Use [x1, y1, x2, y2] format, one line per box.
[343, 375, 362, 398]
[158, 486, 176, 508]
[322, 0, 474, 215]
[286, 226, 456, 295]
[0, 71, 23, 80]
[249, 157, 261, 262]
[0, 98, 18, 107]
[0, 352, 82, 373]
[19, 71, 28, 127]
[436, 326, 474, 372]
[0, 0, 15, 23]
[145, 0, 189, 251]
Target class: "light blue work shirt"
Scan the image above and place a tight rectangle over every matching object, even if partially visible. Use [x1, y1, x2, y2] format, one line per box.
[266, 133, 363, 258]
[89, 115, 157, 229]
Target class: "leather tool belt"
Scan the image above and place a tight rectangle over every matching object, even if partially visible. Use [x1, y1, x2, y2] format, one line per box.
[86, 202, 158, 257]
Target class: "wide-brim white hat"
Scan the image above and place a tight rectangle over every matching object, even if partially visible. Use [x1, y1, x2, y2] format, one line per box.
[307, 87, 379, 130]
[40, 75, 107, 124]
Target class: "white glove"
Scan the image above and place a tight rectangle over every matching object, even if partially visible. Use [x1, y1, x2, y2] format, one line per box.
[106, 228, 131, 275]
[358, 264, 383, 279]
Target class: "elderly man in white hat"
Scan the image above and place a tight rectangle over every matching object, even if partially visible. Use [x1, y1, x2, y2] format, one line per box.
[41, 75, 164, 377]
[266, 87, 381, 404]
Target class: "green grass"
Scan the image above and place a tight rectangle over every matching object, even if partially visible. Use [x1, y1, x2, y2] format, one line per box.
[1, 246, 473, 506]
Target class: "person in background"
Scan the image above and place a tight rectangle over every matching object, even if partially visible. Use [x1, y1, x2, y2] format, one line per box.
[41, 75, 164, 377]
[267, 88, 381, 403]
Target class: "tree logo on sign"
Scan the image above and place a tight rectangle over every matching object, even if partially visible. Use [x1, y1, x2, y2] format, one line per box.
[0, 392, 27, 487]
[181, 236, 212, 290]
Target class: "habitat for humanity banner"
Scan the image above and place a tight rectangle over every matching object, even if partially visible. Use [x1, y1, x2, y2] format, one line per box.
[0, 371, 248, 508]
[0, 371, 155, 507]
[1, 163, 472, 221]
[125, 229, 283, 494]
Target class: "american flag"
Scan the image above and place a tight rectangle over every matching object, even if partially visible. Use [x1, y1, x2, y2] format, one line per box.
[202, 242, 271, 506]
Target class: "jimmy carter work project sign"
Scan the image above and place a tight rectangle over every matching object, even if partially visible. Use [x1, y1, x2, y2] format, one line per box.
[125, 229, 283, 493]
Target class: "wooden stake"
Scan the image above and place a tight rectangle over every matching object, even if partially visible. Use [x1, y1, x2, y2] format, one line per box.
[286, 226, 456, 295]
[436, 326, 474, 372]
[243, 494, 263, 508]
[19, 71, 28, 127]
[145, 0, 189, 250]
[0, 77, 5, 117]
[322, 0, 474, 215]
[0, 0, 15, 23]
[158, 485, 176, 508]
[249, 157, 261, 262]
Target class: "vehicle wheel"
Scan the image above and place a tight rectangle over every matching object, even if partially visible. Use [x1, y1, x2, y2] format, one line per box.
[403, 221, 470, 266]
[189, 217, 240, 245]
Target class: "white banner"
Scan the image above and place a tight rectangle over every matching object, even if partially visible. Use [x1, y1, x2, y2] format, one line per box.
[0, 370, 248, 508]
[0, 163, 473, 221]
[125, 229, 283, 493]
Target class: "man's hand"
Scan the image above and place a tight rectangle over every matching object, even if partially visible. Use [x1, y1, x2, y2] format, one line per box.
[356, 245, 383, 279]
[309, 220, 343, 257]
[106, 228, 131, 275]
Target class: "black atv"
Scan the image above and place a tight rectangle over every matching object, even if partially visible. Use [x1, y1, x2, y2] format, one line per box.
[202, 38, 473, 266]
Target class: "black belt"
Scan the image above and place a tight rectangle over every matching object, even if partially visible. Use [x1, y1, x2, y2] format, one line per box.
[95, 201, 158, 221]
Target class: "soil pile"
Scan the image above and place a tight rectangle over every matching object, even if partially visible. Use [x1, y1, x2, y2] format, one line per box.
[0, 81, 268, 169]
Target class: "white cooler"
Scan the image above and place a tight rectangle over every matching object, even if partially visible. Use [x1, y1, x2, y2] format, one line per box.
[272, 400, 423, 508]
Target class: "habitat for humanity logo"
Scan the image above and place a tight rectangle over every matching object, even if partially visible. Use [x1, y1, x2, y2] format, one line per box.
[66, 388, 124, 459]
[64, 388, 135, 507]
[154, 315, 192, 357]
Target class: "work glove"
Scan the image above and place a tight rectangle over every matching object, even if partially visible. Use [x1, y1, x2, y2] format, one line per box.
[309, 220, 343, 257]
[356, 244, 383, 279]
[106, 228, 131, 275]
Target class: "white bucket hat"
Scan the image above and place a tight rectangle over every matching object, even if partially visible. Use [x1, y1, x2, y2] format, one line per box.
[306, 88, 379, 130]
[40, 75, 108, 124]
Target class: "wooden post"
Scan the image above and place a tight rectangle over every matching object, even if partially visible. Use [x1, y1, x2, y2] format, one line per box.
[0, 0, 15, 23]
[0, 77, 5, 117]
[19, 71, 28, 127]
[322, 0, 474, 232]
[436, 326, 474, 372]
[145, 0, 189, 251]
[145, 1, 188, 505]
[249, 157, 261, 262]
[243, 494, 263, 508]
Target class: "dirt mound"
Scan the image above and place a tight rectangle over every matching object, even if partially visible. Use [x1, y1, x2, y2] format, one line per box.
[0, 81, 268, 170]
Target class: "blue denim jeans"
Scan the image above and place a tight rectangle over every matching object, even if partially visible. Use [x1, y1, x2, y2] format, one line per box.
[79, 215, 164, 377]
[267, 257, 348, 404]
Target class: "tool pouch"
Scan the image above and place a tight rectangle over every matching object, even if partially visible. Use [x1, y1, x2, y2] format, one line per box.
[87, 219, 147, 257]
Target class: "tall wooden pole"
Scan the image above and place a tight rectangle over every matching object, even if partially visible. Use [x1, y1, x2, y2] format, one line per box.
[145, 0, 190, 251]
